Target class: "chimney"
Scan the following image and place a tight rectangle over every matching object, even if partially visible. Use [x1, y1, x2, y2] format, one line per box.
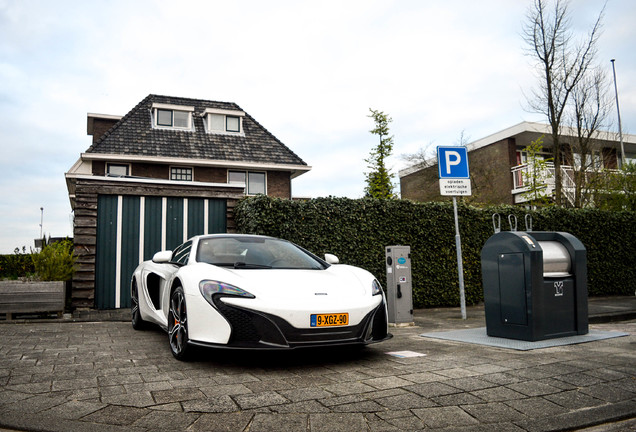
[87, 113, 122, 144]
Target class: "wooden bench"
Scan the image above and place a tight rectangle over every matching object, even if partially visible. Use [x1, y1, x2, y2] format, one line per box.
[0, 281, 66, 320]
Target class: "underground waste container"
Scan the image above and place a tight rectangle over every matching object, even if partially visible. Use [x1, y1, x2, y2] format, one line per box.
[481, 230, 588, 341]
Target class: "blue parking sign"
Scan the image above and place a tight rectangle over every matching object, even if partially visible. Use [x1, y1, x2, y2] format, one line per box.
[437, 146, 470, 179]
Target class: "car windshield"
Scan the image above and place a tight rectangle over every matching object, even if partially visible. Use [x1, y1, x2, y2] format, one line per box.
[196, 237, 326, 270]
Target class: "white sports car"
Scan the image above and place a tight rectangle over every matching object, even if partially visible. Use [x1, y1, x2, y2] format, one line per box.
[131, 234, 392, 360]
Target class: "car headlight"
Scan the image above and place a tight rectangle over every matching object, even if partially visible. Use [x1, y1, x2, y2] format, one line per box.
[372, 279, 383, 296]
[199, 280, 255, 306]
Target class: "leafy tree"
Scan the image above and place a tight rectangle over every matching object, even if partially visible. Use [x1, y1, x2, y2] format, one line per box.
[521, 136, 553, 208]
[365, 109, 395, 199]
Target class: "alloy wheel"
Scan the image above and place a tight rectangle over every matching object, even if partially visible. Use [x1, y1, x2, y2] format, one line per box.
[168, 287, 191, 360]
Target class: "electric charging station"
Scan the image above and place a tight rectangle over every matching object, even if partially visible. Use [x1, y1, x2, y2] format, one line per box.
[385, 246, 414, 326]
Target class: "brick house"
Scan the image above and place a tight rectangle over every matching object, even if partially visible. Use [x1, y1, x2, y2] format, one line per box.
[65, 94, 310, 309]
[399, 121, 635, 206]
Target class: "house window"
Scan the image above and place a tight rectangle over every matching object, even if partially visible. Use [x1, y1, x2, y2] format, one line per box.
[207, 113, 242, 133]
[248, 172, 265, 195]
[156, 109, 190, 128]
[152, 103, 194, 130]
[171, 167, 193, 181]
[228, 170, 266, 195]
[156, 109, 172, 126]
[203, 108, 245, 135]
[228, 171, 246, 184]
[209, 114, 225, 131]
[106, 163, 129, 176]
[226, 116, 240, 132]
[515, 151, 527, 166]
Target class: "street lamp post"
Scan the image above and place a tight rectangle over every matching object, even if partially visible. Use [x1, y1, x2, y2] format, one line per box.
[610, 59, 625, 167]
[39, 207, 44, 240]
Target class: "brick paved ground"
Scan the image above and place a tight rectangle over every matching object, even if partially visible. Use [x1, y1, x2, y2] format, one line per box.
[0, 306, 634, 431]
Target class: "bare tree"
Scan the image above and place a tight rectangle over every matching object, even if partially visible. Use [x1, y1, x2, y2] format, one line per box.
[400, 144, 435, 169]
[454, 130, 471, 147]
[523, 0, 604, 205]
[568, 66, 613, 207]
[400, 130, 470, 168]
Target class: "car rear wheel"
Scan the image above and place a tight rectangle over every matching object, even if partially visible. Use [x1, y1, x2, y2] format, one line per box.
[131, 280, 147, 330]
[168, 286, 191, 360]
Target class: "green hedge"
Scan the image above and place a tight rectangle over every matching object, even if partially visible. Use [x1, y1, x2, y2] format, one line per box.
[235, 196, 635, 308]
[0, 250, 35, 279]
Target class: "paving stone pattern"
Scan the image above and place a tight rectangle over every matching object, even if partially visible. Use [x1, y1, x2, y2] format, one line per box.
[0, 317, 634, 431]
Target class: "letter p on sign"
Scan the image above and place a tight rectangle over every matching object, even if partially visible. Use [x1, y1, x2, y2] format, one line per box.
[445, 151, 461, 175]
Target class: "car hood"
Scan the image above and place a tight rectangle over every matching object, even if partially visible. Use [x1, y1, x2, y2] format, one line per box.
[193, 263, 372, 298]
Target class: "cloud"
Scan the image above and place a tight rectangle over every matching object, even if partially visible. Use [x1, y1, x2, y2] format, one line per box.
[0, 0, 633, 253]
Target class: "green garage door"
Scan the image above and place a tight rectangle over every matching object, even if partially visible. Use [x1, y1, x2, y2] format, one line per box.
[95, 195, 227, 309]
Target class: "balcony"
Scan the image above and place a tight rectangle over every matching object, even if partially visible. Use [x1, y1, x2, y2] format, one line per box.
[511, 162, 556, 204]
[511, 163, 620, 206]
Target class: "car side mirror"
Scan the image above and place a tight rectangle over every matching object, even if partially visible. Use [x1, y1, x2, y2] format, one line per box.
[152, 250, 173, 263]
[324, 254, 339, 265]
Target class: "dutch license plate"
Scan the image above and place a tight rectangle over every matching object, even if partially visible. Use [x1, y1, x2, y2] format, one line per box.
[310, 313, 349, 327]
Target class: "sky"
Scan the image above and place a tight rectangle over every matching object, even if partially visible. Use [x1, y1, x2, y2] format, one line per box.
[0, 0, 634, 253]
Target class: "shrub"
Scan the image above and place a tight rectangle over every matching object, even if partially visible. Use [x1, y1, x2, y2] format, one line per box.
[31, 240, 76, 281]
[235, 196, 635, 308]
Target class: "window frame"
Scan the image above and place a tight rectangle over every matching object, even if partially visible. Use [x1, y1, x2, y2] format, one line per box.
[156, 109, 174, 127]
[226, 115, 240, 133]
[228, 170, 246, 185]
[106, 163, 130, 177]
[203, 108, 245, 135]
[228, 170, 266, 195]
[247, 172, 266, 195]
[170, 166, 193, 181]
[208, 114, 225, 132]
[151, 103, 194, 130]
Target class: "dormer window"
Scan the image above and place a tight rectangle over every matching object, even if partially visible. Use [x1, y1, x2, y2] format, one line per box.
[157, 109, 189, 128]
[152, 103, 194, 130]
[203, 108, 245, 135]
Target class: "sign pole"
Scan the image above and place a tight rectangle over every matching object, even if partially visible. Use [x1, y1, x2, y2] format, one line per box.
[452, 196, 467, 320]
[437, 146, 470, 320]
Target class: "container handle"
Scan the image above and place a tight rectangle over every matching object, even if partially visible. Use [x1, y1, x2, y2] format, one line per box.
[525, 214, 533, 232]
[508, 214, 517, 232]
[492, 213, 501, 233]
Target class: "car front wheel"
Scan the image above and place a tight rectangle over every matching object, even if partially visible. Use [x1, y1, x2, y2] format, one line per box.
[168, 286, 191, 360]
